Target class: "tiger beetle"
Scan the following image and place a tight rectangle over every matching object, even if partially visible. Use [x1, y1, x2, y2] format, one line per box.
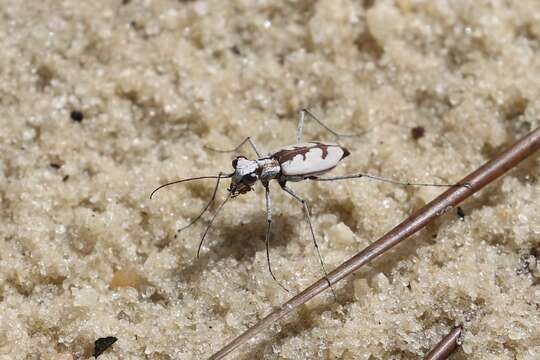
[150, 109, 459, 293]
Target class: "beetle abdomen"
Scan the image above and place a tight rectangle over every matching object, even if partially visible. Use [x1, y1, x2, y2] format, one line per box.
[272, 142, 350, 176]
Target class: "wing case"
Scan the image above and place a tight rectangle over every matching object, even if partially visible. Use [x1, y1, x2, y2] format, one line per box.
[272, 142, 350, 176]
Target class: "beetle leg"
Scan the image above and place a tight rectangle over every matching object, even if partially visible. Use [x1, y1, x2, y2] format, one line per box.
[197, 192, 231, 258]
[176, 171, 228, 233]
[297, 108, 365, 143]
[310, 172, 470, 188]
[280, 182, 337, 299]
[205, 136, 262, 158]
[296, 109, 306, 143]
[264, 184, 289, 292]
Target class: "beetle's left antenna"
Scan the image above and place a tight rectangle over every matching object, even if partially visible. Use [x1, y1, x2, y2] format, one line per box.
[150, 172, 234, 231]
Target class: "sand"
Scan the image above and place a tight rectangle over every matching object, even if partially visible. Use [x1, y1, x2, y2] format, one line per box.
[1, 0, 540, 359]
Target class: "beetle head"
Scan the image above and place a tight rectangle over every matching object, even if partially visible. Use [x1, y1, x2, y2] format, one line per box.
[228, 156, 259, 197]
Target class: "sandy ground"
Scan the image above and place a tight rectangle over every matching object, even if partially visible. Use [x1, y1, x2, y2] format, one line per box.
[1, 0, 540, 359]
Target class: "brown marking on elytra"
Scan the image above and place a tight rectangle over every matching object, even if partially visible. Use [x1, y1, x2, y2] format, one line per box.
[313, 142, 330, 159]
[272, 145, 311, 163]
[272, 142, 338, 164]
[309, 142, 350, 160]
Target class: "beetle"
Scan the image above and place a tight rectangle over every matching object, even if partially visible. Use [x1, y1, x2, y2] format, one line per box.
[150, 109, 457, 291]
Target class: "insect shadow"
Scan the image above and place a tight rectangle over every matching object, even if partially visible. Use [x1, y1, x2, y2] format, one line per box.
[150, 109, 463, 294]
[174, 212, 296, 288]
[218, 212, 297, 261]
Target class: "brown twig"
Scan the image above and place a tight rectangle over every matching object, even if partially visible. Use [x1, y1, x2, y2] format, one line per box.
[424, 326, 462, 360]
[208, 127, 540, 360]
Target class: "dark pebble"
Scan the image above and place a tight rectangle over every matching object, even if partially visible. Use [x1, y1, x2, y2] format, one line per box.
[411, 126, 425, 140]
[70, 110, 84, 122]
[93, 336, 118, 358]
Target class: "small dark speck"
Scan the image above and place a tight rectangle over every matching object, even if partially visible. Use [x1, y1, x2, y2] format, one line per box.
[93, 336, 117, 358]
[62, 175, 70, 182]
[49, 163, 61, 169]
[457, 207, 465, 221]
[70, 110, 84, 122]
[411, 126, 425, 140]
[209, 325, 213, 329]
[432, 233, 437, 239]
[122, 0, 131, 4]
[230, 45, 241, 55]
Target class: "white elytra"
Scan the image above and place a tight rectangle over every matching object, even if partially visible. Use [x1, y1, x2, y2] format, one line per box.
[272, 142, 349, 177]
